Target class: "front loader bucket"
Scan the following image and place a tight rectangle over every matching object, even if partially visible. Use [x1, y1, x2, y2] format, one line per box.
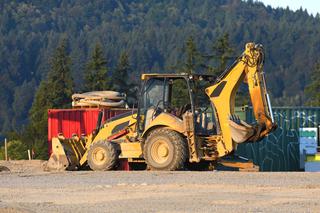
[45, 152, 69, 171]
[44, 136, 86, 171]
[44, 138, 70, 171]
[229, 115, 255, 144]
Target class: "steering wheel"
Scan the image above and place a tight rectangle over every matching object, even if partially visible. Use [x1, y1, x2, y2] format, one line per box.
[152, 100, 163, 119]
[177, 103, 191, 118]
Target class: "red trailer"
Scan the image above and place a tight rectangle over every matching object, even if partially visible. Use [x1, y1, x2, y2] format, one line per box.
[48, 108, 132, 170]
[47, 108, 130, 155]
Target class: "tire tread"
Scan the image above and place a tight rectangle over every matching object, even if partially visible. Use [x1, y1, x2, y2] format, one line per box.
[143, 128, 188, 171]
[87, 140, 118, 171]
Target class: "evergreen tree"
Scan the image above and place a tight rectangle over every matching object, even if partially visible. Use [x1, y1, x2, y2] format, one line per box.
[26, 81, 52, 159]
[83, 43, 110, 91]
[207, 34, 248, 106]
[173, 37, 202, 107]
[46, 39, 73, 108]
[2, 0, 320, 137]
[305, 63, 320, 106]
[208, 33, 234, 76]
[113, 51, 136, 105]
[26, 40, 74, 159]
[180, 36, 203, 74]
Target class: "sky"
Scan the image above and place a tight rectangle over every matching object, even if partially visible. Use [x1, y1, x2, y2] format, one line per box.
[256, 0, 320, 15]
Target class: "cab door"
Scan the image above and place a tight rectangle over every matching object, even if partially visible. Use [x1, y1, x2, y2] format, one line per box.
[137, 78, 169, 133]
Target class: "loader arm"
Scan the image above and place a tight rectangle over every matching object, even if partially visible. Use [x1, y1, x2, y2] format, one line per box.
[205, 43, 276, 156]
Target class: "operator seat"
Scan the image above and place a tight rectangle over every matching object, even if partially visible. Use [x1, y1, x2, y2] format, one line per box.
[144, 107, 156, 129]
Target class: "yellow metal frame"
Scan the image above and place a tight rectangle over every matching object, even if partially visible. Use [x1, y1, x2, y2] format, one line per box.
[79, 113, 138, 165]
[142, 112, 185, 136]
[205, 43, 275, 157]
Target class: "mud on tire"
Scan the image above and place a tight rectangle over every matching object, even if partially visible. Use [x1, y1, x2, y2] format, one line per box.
[143, 128, 188, 171]
[87, 140, 118, 171]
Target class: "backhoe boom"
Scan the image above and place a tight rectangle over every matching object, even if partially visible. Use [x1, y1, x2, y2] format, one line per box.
[205, 43, 276, 157]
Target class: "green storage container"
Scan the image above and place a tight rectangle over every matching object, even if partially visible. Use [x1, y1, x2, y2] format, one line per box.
[236, 107, 320, 171]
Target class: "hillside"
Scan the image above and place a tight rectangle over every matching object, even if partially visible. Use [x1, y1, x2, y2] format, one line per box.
[0, 0, 320, 134]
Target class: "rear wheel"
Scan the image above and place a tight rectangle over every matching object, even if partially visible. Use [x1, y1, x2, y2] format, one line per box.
[87, 140, 118, 171]
[143, 128, 188, 171]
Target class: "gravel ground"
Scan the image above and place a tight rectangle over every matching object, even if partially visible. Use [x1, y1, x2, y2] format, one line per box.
[0, 166, 320, 213]
[0, 160, 46, 173]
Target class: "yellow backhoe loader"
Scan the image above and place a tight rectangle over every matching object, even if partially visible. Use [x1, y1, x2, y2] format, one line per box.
[45, 42, 276, 171]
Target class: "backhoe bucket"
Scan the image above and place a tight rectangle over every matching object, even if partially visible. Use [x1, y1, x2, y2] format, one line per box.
[229, 115, 255, 144]
[44, 136, 86, 171]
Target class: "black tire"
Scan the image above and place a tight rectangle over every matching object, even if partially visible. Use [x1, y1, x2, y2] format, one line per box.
[87, 140, 118, 171]
[143, 128, 188, 171]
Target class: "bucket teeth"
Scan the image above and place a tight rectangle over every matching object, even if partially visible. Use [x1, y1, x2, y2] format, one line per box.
[229, 114, 241, 124]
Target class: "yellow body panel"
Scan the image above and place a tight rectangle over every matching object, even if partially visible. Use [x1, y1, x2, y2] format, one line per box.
[205, 61, 246, 156]
[80, 111, 186, 165]
[91, 113, 137, 145]
[119, 142, 143, 158]
[142, 112, 185, 136]
[79, 113, 137, 165]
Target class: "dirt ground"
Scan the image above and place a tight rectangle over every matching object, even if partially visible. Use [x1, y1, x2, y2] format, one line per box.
[0, 161, 320, 213]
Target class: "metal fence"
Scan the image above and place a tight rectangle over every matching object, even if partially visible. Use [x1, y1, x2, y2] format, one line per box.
[236, 107, 320, 171]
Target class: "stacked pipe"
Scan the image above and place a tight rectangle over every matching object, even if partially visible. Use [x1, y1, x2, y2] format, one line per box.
[72, 91, 126, 108]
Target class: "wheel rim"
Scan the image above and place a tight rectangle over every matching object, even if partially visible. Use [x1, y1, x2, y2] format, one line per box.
[150, 139, 170, 164]
[92, 147, 107, 166]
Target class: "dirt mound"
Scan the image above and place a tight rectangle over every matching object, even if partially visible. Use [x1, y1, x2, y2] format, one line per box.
[0, 165, 10, 172]
[0, 160, 46, 173]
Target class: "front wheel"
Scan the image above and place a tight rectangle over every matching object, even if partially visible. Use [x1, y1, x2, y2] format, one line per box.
[143, 128, 188, 171]
[87, 140, 118, 171]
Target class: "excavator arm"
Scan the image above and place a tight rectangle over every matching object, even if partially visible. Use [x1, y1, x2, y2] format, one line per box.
[205, 43, 276, 157]
[245, 43, 276, 141]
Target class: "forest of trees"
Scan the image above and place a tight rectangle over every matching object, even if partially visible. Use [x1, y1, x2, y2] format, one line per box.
[0, 0, 320, 158]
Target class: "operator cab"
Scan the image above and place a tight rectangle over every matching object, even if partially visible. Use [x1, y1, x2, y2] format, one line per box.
[137, 73, 217, 135]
